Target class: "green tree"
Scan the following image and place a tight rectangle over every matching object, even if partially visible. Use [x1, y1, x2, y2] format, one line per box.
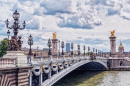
[0, 38, 8, 57]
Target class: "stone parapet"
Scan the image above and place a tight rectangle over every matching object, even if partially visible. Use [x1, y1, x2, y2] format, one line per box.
[3, 51, 27, 67]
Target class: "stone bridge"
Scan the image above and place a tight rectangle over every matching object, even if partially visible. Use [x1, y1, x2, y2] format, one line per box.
[29, 56, 108, 86]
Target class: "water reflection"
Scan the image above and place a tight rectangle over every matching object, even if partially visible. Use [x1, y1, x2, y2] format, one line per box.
[53, 71, 130, 86]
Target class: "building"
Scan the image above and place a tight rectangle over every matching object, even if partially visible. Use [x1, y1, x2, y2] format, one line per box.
[66, 43, 70, 52]
[118, 41, 124, 53]
[43, 48, 52, 51]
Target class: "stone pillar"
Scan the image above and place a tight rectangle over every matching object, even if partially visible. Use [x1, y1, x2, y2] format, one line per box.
[39, 71, 43, 86]
[109, 36, 116, 57]
[3, 51, 27, 67]
[29, 71, 32, 86]
[52, 39, 58, 56]
[48, 69, 51, 79]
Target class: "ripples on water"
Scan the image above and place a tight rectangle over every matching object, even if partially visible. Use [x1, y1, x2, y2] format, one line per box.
[53, 70, 130, 86]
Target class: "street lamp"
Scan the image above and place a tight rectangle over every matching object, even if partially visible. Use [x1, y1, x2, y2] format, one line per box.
[96, 49, 97, 56]
[28, 35, 33, 56]
[93, 48, 95, 53]
[5, 10, 26, 50]
[7, 30, 10, 47]
[71, 43, 74, 55]
[102, 51, 104, 57]
[28, 35, 33, 63]
[59, 40, 60, 56]
[48, 38, 52, 55]
[88, 46, 90, 56]
[77, 44, 80, 56]
[83, 45, 86, 56]
[37, 46, 39, 56]
[61, 41, 64, 55]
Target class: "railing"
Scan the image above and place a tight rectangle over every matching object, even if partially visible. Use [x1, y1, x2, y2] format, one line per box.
[0, 58, 16, 67]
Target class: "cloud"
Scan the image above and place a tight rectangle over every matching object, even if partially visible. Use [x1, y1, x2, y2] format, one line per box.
[1, 0, 130, 52]
[40, 0, 76, 15]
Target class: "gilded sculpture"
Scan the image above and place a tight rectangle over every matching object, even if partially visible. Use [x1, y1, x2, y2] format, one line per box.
[109, 30, 116, 37]
[52, 32, 56, 39]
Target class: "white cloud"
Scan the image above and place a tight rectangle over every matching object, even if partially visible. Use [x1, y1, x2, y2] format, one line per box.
[0, 0, 130, 52]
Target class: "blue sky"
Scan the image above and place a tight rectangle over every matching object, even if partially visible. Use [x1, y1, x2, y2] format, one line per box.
[0, 0, 130, 52]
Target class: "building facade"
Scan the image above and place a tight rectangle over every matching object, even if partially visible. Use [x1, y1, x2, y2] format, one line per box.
[66, 43, 70, 52]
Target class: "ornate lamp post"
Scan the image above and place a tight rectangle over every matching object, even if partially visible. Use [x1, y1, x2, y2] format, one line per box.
[59, 40, 60, 56]
[83, 45, 86, 56]
[28, 35, 33, 63]
[102, 51, 104, 57]
[71, 43, 74, 55]
[61, 41, 64, 55]
[96, 49, 97, 56]
[88, 46, 90, 56]
[7, 30, 10, 47]
[5, 10, 26, 50]
[77, 44, 80, 59]
[93, 48, 95, 53]
[36, 46, 39, 56]
[28, 35, 33, 55]
[110, 50, 111, 57]
[48, 38, 52, 55]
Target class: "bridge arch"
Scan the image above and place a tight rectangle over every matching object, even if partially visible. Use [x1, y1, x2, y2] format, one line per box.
[42, 60, 108, 86]
[77, 60, 107, 70]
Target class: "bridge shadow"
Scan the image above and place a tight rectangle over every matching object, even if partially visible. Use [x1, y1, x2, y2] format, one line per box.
[52, 70, 105, 86]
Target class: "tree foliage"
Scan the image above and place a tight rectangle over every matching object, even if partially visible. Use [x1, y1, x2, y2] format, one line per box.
[0, 38, 8, 57]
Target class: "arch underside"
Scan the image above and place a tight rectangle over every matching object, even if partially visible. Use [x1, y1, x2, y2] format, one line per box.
[77, 61, 107, 70]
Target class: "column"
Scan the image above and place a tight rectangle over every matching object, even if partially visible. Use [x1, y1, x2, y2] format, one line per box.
[39, 71, 43, 86]
[48, 68, 51, 79]
[29, 71, 32, 86]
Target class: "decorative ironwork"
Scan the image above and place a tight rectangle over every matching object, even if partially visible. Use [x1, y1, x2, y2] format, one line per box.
[7, 30, 10, 47]
[93, 48, 95, 53]
[61, 41, 64, 55]
[28, 35, 33, 55]
[88, 46, 90, 56]
[59, 40, 60, 56]
[83, 45, 86, 56]
[98, 50, 99, 56]
[110, 50, 111, 57]
[71, 43, 74, 55]
[48, 38, 52, 55]
[5, 10, 26, 50]
[96, 49, 97, 56]
[77, 44, 80, 56]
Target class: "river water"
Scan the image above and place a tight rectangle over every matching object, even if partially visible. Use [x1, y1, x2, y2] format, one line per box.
[53, 70, 130, 86]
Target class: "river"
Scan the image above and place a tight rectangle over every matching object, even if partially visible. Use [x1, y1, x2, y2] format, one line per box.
[53, 70, 130, 86]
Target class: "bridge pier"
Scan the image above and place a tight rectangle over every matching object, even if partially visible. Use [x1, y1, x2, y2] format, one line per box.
[39, 72, 43, 86]
[48, 69, 51, 79]
[29, 70, 32, 86]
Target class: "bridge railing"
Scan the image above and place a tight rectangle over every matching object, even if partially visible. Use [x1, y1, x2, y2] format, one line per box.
[0, 58, 16, 67]
[31, 55, 107, 62]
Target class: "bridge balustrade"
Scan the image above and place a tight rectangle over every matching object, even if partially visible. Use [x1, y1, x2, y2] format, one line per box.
[0, 58, 16, 67]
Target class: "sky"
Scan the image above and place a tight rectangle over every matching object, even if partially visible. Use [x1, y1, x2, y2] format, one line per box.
[0, 0, 130, 52]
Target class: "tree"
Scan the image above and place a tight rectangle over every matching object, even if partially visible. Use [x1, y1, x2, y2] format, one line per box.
[0, 38, 8, 57]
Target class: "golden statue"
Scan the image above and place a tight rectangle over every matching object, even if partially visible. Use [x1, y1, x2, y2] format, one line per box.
[109, 30, 116, 37]
[52, 32, 56, 39]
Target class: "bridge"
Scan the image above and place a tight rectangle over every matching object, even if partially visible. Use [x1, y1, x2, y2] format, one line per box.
[29, 55, 108, 86]
[1, 10, 130, 86]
